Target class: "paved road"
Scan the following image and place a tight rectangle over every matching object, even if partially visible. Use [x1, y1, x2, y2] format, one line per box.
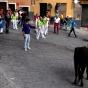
[0, 25, 88, 88]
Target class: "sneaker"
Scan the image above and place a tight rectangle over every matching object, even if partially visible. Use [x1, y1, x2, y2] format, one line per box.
[43, 37, 46, 39]
[25, 48, 27, 51]
[36, 37, 39, 40]
[28, 47, 31, 50]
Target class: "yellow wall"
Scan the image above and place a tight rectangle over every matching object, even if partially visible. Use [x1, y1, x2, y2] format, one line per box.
[8, 0, 74, 17]
[8, 0, 31, 9]
[32, 0, 74, 17]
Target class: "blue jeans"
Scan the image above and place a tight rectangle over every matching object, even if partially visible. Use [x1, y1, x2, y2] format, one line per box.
[24, 34, 30, 49]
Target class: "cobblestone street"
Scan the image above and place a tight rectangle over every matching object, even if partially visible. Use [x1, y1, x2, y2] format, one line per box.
[0, 26, 88, 88]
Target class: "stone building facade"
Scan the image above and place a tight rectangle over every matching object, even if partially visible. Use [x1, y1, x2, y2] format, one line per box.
[80, 0, 88, 26]
[0, 0, 74, 17]
[31, 0, 74, 17]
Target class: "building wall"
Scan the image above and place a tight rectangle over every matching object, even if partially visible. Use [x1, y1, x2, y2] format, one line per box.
[8, 0, 74, 17]
[8, 0, 31, 10]
[32, 0, 74, 17]
[80, 0, 88, 4]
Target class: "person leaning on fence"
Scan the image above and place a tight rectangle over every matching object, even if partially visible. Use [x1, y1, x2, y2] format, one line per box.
[22, 18, 35, 51]
[68, 18, 77, 38]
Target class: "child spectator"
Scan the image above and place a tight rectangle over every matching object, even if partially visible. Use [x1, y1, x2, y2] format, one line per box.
[22, 18, 35, 51]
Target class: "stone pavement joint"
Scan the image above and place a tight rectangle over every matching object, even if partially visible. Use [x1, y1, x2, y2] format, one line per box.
[0, 67, 19, 88]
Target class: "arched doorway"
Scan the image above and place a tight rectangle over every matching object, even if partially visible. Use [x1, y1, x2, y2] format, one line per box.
[55, 3, 66, 17]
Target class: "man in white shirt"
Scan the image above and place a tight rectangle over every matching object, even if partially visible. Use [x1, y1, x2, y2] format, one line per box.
[54, 16, 60, 34]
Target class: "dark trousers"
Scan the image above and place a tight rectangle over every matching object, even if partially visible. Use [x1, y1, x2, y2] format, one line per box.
[68, 27, 77, 37]
[54, 23, 60, 34]
[5, 21, 10, 33]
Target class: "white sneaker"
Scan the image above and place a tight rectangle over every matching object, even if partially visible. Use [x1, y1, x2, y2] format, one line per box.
[43, 37, 46, 39]
[25, 48, 27, 51]
[36, 37, 39, 40]
[28, 47, 31, 50]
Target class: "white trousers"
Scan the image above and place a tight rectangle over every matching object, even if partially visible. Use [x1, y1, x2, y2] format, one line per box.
[12, 20, 18, 30]
[0, 28, 3, 33]
[44, 24, 48, 35]
[36, 26, 45, 40]
[35, 20, 38, 33]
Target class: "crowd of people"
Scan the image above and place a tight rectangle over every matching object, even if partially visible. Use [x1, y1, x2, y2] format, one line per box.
[0, 9, 78, 51]
[34, 14, 50, 40]
[53, 14, 77, 37]
[0, 9, 27, 33]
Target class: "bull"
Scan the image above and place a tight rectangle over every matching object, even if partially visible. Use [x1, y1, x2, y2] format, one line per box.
[73, 46, 88, 87]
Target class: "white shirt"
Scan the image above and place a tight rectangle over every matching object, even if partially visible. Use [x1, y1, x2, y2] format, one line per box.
[54, 17, 60, 23]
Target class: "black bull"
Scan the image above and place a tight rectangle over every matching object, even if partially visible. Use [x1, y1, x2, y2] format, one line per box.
[73, 47, 88, 87]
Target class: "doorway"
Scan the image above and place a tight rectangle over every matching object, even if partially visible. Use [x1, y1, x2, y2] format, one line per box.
[55, 3, 66, 17]
[8, 4, 15, 12]
[0, 2, 7, 14]
[40, 3, 47, 17]
[81, 4, 88, 26]
[21, 7, 29, 14]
